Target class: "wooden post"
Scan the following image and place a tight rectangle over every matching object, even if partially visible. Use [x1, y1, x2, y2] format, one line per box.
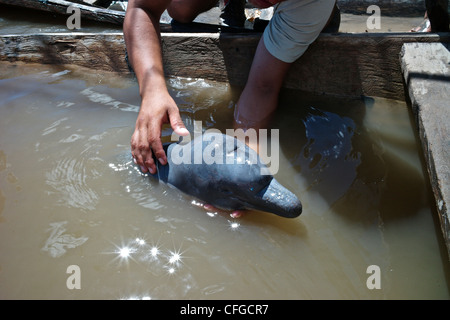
[426, 0, 450, 31]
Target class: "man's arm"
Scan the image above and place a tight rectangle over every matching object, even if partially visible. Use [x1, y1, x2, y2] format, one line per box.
[124, 0, 189, 174]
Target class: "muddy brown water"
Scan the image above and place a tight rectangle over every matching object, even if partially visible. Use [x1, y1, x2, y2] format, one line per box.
[0, 62, 449, 299]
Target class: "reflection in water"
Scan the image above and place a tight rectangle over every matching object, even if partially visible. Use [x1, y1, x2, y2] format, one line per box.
[298, 106, 360, 203]
[108, 156, 166, 211]
[228, 221, 240, 231]
[41, 221, 89, 258]
[0, 63, 448, 299]
[106, 235, 187, 275]
[103, 232, 197, 299]
[80, 87, 139, 112]
[46, 156, 100, 211]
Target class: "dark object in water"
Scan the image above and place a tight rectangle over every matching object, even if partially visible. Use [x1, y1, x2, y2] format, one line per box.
[151, 132, 302, 218]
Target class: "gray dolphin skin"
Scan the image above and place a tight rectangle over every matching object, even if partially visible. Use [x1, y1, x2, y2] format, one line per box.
[151, 132, 302, 218]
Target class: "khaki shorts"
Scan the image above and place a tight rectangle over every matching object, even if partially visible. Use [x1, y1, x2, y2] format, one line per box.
[263, 0, 336, 63]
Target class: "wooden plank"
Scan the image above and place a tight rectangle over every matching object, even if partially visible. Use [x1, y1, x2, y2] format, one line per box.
[0, 32, 449, 100]
[0, 33, 129, 72]
[0, 0, 125, 25]
[400, 42, 450, 259]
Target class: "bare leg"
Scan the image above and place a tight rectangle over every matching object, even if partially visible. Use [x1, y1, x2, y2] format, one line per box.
[410, 11, 432, 32]
[168, 0, 219, 23]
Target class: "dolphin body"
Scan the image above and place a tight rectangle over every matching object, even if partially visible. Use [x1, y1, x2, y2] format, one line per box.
[151, 132, 302, 218]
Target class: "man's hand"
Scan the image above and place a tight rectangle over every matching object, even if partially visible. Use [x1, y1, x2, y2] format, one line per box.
[125, 0, 188, 174]
[248, 0, 284, 9]
[131, 91, 189, 174]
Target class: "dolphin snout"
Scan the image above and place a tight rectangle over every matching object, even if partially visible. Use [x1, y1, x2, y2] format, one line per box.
[248, 178, 302, 218]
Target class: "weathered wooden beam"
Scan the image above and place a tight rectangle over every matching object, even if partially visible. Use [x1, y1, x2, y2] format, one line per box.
[0, 0, 125, 25]
[218, 32, 450, 100]
[400, 42, 450, 259]
[0, 32, 449, 100]
[0, 33, 129, 72]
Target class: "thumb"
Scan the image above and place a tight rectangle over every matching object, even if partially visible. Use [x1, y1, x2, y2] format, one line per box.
[168, 108, 190, 136]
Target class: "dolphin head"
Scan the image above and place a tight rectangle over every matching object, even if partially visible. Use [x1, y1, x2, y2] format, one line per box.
[154, 132, 302, 218]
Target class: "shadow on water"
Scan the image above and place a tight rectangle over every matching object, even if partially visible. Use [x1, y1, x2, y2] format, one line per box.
[272, 89, 430, 225]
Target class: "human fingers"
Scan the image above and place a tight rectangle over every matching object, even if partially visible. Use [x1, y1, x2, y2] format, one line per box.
[146, 119, 166, 168]
[168, 105, 190, 137]
[131, 122, 156, 174]
[203, 204, 246, 219]
[203, 204, 218, 211]
[230, 210, 245, 218]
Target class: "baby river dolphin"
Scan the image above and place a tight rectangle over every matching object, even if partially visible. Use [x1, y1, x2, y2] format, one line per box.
[151, 132, 302, 218]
